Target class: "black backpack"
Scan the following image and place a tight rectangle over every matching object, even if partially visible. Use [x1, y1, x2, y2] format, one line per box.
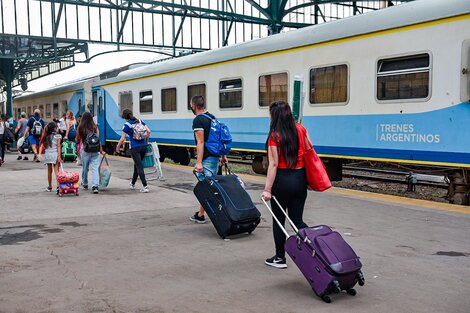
[84, 132, 100, 153]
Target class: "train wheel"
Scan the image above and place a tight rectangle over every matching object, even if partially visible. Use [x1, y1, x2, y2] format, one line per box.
[252, 156, 268, 174]
[177, 149, 191, 166]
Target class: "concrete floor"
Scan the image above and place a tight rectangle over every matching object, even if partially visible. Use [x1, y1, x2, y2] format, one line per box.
[0, 152, 469, 313]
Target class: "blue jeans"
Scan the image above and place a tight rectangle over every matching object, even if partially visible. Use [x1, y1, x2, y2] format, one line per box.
[196, 156, 219, 181]
[81, 150, 100, 188]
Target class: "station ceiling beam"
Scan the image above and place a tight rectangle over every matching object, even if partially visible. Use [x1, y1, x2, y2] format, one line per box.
[0, 0, 412, 116]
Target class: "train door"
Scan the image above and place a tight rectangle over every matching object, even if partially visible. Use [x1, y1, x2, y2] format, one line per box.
[461, 39, 470, 102]
[75, 90, 85, 117]
[92, 87, 106, 144]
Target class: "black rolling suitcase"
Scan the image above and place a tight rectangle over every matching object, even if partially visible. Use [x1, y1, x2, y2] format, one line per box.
[193, 169, 261, 239]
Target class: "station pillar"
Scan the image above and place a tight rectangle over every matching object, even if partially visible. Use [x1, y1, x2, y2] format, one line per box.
[0, 59, 14, 117]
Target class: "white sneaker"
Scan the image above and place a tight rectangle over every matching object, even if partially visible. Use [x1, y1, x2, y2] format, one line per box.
[129, 182, 135, 190]
[140, 186, 149, 193]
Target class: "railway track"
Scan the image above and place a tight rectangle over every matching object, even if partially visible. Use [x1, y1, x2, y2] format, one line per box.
[343, 165, 448, 189]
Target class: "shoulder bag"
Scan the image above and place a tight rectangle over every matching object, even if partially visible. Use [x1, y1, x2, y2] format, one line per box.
[300, 125, 332, 192]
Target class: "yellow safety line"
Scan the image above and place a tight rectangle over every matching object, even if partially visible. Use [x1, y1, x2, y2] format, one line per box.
[107, 154, 470, 215]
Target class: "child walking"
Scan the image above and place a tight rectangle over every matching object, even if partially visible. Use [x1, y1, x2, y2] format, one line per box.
[38, 121, 62, 193]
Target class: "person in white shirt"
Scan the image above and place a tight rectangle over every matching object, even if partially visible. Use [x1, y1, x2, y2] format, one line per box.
[0, 114, 10, 165]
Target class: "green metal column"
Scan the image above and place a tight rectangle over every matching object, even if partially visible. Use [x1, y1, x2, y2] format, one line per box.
[1, 59, 14, 117]
[268, 0, 284, 35]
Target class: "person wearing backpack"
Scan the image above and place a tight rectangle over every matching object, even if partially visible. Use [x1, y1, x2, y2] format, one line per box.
[189, 95, 230, 224]
[22, 109, 45, 162]
[15, 112, 29, 160]
[65, 111, 78, 142]
[115, 109, 151, 193]
[76, 112, 105, 194]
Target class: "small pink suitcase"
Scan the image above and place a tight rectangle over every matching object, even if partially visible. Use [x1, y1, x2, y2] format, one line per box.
[57, 165, 80, 196]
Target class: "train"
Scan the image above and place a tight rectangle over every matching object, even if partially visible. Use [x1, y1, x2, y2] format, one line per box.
[12, 0, 470, 183]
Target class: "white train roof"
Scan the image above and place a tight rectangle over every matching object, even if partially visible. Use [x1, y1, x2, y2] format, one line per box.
[98, 0, 470, 86]
[14, 76, 97, 100]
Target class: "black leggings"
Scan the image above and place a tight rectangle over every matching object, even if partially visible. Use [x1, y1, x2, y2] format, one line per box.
[271, 168, 308, 258]
[0, 138, 5, 161]
[130, 145, 147, 187]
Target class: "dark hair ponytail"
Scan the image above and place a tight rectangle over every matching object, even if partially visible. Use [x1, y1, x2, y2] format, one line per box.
[265, 101, 299, 168]
[121, 109, 137, 121]
[41, 121, 57, 148]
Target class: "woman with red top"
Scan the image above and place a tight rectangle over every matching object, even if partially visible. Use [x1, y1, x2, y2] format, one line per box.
[262, 100, 310, 269]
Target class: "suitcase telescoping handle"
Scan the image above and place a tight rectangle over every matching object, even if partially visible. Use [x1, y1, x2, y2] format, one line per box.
[262, 196, 312, 244]
[261, 197, 290, 238]
[192, 167, 215, 179]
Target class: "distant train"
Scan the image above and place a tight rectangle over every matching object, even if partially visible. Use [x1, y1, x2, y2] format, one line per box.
[13, 0, 470, 179]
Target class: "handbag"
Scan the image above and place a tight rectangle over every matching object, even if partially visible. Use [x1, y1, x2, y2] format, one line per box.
[301, 126, 332, 192]
[2, 122, 15, 145]
[99, 154, 112, 188]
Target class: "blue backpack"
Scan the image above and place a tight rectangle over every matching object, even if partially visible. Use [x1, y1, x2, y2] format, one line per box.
[201, 113, 232, 156]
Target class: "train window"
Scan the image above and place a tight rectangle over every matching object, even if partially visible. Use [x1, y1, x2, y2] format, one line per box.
[46, 104, 51, 118]
[53, 103, 59, 118]
[219, 79, 242, 109]
[162, 88, 177, 112]
[187, 84, 206, 110]
[119, 91, 133, 114]
[92, 91, 98, 115]
[377, 53, 430, 100]
[139, 90, 153, 114]
[98, 97, 103, 115]
[39, 105, 44, 115]
[27, 106, 31, 117]
[61, 101, 68, 115]
[259, 73, 288, 107]
[310, 64, 348, 104]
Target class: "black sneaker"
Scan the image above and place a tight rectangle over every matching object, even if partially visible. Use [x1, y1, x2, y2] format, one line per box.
[92, 186, 99, 194]
[17, 156, 22, 160]
[82, 184, 88, 190]
[23, 156, 29, 161]
[265, 256, 287, 269]
[189, 211, 206, 224]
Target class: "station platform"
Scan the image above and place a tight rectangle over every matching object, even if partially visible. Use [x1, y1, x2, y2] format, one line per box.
[0, 152, 469, 313]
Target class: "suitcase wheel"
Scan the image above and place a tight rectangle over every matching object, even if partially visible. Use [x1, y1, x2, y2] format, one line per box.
[332, 280, 341, 293]
[356, 271, 365, 286]
[346, 289, 357, 296]
[321, 295, 331, 303]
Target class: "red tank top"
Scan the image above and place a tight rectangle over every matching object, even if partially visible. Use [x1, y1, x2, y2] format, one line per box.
[267, 123, 306, 169]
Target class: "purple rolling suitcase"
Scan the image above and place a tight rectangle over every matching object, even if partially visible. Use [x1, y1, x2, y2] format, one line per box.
[263, 197, 365, 303]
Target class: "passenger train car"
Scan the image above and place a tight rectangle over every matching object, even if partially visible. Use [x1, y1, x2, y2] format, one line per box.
[13, 0, 470, 178]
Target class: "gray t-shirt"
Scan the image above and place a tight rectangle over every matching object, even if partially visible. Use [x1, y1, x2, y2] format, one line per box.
[17, 118, 28, 137]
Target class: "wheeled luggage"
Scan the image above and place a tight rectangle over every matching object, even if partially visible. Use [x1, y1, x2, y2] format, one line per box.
[61, 140, 77, 161]
[57, 165, 80, 197]
[18, 137, 31, 154]
[262, 197, 364, 303]
[193, 169, 261, 239]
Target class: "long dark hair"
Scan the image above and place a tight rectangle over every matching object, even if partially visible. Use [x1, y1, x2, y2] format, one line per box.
[265, 101, 299, 168]
[77, 112, 97, 141]
[41, 121, 57, 148]
[121, 108, 137, 121]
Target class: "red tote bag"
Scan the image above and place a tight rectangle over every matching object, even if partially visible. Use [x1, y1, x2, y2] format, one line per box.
[301, 127, 332, 192]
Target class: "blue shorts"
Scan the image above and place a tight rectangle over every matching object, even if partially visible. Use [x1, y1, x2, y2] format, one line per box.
[196, 156, 219, 181]
[29, 135, 40, 146]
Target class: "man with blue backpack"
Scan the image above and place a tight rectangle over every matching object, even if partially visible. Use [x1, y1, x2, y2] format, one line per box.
[190, 95, 231, 224]
[22, 109, 45, 163]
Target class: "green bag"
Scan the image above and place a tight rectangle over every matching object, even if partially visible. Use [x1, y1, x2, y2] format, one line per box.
[61, 140, 77, 162]
[142, 144, 155, 168]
